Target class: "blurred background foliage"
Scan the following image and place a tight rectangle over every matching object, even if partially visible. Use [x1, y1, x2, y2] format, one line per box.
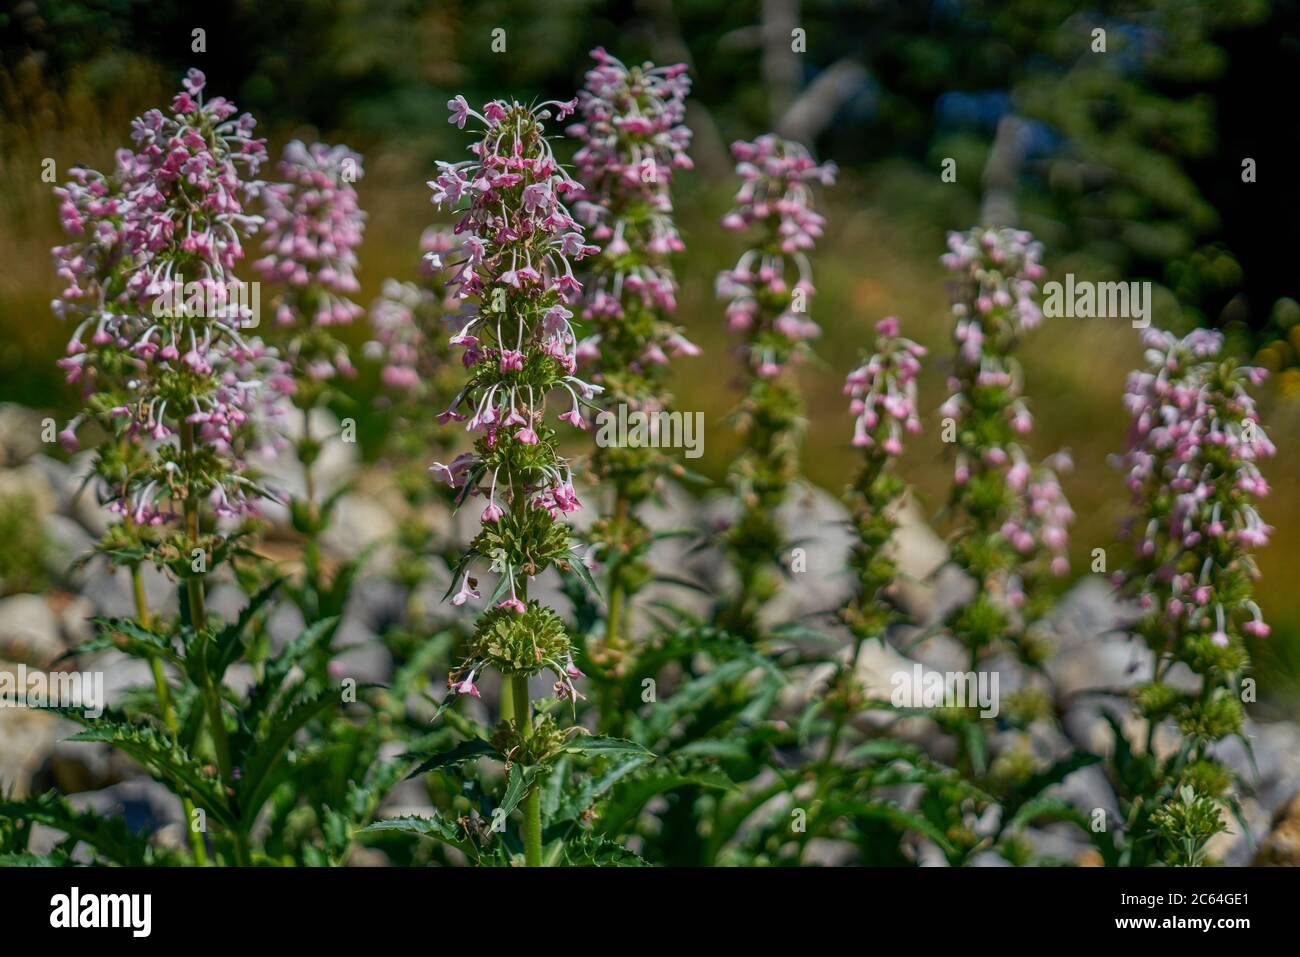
[1, 0, 1298, 706]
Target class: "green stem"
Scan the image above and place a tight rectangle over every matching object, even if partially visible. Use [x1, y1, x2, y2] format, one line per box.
[180, 421, 239, 862]
[132, 564, 209, 866]
[301, 404, 317, 511]
[510, 673, 543, 867]
[605, 580, 625, 652]
[499, 679, 515, 725]
[605, 493, 629, 649]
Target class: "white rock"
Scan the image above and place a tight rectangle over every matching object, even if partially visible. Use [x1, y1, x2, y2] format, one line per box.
[0, 593, 64, 665]
[0, 708, 64, 797]
[0, 404, 47, 466]
[0, 462, 56, 523]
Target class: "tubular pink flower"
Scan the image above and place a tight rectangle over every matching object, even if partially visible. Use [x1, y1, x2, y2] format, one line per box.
[52, 69, 281, 525]
[1117, 328, 1274, 650]
[717, 135, 836, 376]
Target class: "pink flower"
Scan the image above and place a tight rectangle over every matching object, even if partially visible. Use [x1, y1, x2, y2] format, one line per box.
[718, 135, 832, 378]
[451, 575, 481, 607]
[448, 95, 472, 129]
[845, 316, 923, 460]
[451, 669, 481, 697]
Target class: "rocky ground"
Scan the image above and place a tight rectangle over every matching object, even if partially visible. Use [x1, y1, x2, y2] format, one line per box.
[1, 401, 1297, 865]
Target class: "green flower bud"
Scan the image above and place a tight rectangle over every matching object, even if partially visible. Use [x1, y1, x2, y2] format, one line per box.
[469, 600, 572, 676]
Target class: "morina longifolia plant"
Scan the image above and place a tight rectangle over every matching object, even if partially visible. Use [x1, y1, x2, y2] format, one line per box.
[726, 317, 945, 864]
[39, 69, 274, 861]
[254, 141, 367, 500]
[1109, 329, 1274, 866]
[715, 135, 835, 638]
[568, 48, 697, 676]
[253, 141, 368, 645]
[405, 94, 613, 866]
[9, 70, 381, 868]
[840, 317, 926, 654]
[365, 229, 469, 651]
[934, 227, 1083, 865]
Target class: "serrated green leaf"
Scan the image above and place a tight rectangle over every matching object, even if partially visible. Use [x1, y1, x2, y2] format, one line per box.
[562, 735, 651, 757]
[0, 791, 166, 866]
[361, 813, 461, 843]
[499, 763, 538, 817]
[52, 711, 233, 826]
[403, 738, 500, 779]
[562, 834, 649, 867]
[59, 618, 181, 669]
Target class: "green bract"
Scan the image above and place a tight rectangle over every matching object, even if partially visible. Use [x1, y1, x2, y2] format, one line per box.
[469, 601, 572, 677]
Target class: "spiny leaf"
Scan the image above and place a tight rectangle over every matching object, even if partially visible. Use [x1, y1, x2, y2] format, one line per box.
[238, 686, 367, 826]
[499, 763, 539, 817]
[52, 710, 233, 826]
[58, 617, 181, 668]
[361, 813, 462, 844]
[595, 761, 737, 837]
[239, 616, 340, 738]
[212, 576, 286, 676]
[402, 738, 500, 779]
[562, 735, 651, 757]
[562, 549, 601, 598]
[561, 834, 649, 867]
[0, 790, 170, 865]
[0, 851, 78, 866]
[1008, 796, 1092, 831]
[834, 799, 959, 856]
[545, 754, 652, 826]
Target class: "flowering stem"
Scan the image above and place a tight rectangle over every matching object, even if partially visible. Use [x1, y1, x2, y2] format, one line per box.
[179, 421, 237, 844]
[604, 494, 629, 650]
[302, 405, 317, 509]
[499, 683, 515, 725]
[132, 563, 209, 866]
[509, 672, 543, 867]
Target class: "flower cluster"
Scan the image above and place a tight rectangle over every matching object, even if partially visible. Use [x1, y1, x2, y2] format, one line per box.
[938, 227, 1073, 682]
[52, 69, 279, 529]
[938, 227, 1071, 585]
[1115, 328, 1273, 862]
[940, 227, 1044, 367]
[1119, 329, 1273, 680]
[716, 136, 834, 636]
[367, 228, 463, 393]
[1002, 451, 1074, 581]
[717, 135, 836, 377]
[845, 316, 924, 459]
[429, 96, 599, 702]
[840, 317, 925, 643]
[569, 48, 696, 395]
[255, 140, 366, 381]
[566, 51, 697, 657]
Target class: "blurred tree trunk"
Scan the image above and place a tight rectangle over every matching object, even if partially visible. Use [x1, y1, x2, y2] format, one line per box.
[980, 114, 1028, 227]
[635, 0, 730, 178]
[776, 59, 865, 146]
[762, 0, 802, 125]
